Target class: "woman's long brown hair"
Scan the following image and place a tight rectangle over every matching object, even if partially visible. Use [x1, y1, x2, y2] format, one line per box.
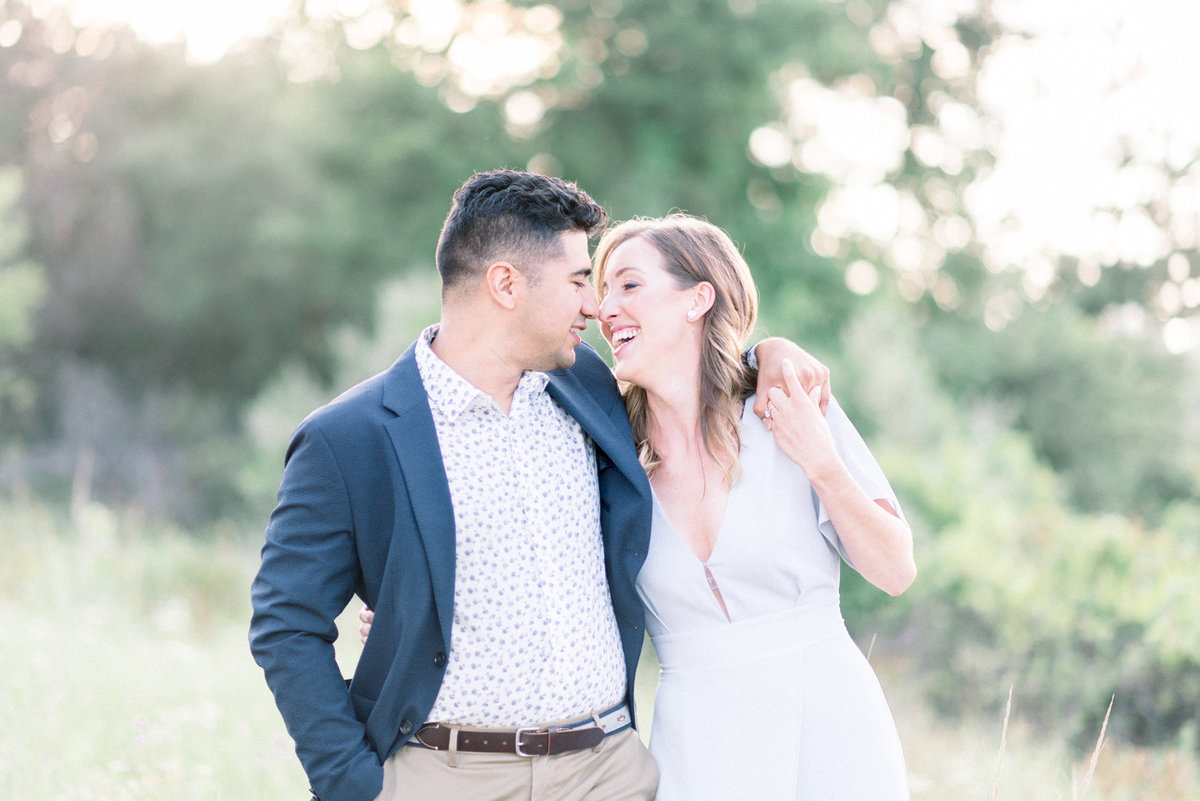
[594, 214, 759, 485]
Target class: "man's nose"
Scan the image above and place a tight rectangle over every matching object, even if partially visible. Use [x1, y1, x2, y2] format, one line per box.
[582, 292, 600, 319]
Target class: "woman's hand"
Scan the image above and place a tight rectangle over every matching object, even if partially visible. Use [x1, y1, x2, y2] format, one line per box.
[358, 605, 374, 645]
[764, 358, 839, 480]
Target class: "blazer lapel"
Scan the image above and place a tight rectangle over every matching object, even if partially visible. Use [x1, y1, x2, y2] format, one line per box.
[381, 347, 456, 646]
[546, 369, 648, 495]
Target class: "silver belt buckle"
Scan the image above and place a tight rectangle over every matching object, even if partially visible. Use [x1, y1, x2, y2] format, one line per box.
[513, 726, 543, 757]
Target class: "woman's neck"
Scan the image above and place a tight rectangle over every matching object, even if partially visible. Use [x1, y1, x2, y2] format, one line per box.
[642, 370, 704, 462]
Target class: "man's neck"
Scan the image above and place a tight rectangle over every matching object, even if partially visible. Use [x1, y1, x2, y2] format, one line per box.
[430, 318, 524, 415]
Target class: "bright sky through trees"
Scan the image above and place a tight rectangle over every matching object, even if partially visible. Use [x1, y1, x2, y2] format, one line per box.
[50, 0, 292, 62]
[43, 0, 1200, 352]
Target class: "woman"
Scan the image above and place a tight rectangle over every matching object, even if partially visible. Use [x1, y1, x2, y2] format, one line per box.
[593, 213, 914, 801]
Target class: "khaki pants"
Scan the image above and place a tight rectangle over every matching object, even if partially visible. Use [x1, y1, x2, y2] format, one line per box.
[374, 728, 658, 801]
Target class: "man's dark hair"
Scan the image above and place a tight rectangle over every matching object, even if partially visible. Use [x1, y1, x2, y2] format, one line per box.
[435, 170, 608, 293]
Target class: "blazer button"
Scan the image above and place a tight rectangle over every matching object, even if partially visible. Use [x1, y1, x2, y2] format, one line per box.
[433, 652, 447, 668]
[400, 719, 414, 735]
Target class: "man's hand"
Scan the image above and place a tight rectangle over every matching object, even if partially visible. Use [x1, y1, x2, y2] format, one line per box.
[358, 605, 373, 645]
[752, 337, 831, 420]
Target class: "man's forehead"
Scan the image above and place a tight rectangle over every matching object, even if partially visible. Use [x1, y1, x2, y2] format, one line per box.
[555, 229, 593, 268]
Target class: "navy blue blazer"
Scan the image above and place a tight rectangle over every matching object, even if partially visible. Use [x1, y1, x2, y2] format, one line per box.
[249, 340, 652, 801]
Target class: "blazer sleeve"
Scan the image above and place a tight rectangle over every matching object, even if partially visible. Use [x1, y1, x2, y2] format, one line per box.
[249, 418, 384, 801]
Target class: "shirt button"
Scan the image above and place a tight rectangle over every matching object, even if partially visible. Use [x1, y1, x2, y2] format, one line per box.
[400, 719, 414, 735]
[433, 652, 447, 668]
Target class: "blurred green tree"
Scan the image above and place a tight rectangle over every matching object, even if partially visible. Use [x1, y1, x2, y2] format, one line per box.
[0, 0, 1196, 527]
[921, 304, 1196, 524]
[0, 6, 516, 512]
[0, 166, 46, 447]
[538, 0, 864, 353]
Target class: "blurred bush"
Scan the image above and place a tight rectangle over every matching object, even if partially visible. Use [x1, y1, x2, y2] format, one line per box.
[836, 298, 1200, 753]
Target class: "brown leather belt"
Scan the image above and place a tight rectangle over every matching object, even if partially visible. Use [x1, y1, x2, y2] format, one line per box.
[412, 703, 631, 757]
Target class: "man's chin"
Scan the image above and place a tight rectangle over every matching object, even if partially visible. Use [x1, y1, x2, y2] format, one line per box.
[554, 348, 578, 370]
[530, 347, 578, 373]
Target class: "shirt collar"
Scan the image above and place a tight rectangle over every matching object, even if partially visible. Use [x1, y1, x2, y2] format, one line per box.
[416, 324, 550, 419]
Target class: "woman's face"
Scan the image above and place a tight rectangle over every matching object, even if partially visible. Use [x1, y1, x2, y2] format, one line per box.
[598, 236, 700, 388]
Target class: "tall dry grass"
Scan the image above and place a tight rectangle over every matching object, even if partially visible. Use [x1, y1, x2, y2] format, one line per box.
[3, 497, 1197, 800]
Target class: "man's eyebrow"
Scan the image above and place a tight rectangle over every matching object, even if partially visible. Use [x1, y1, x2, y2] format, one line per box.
[572, 267, 593, 278]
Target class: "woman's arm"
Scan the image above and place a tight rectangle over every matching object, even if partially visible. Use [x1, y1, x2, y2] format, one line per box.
[765, 360, 916, 596]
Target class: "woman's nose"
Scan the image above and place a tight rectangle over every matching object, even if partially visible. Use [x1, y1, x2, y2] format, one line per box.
[598, 293, 615, 319]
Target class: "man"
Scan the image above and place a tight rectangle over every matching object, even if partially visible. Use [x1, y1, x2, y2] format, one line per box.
[249, 170, 829, 801]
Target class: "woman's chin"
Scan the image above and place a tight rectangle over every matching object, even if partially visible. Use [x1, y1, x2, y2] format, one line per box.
[614, 362, 653, 390]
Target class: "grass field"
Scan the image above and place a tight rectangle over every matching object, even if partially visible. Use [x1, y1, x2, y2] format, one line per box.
[3, 498, 1197, 800]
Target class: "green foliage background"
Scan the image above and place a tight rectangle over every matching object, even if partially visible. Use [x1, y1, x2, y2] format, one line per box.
[2, 0, 1199, 764]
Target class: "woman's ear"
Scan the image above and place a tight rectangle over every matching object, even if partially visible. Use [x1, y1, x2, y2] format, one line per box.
[688, 281, 716, 320]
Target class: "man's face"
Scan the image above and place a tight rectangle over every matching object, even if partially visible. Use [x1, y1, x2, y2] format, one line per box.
[515, 230, 599, 372]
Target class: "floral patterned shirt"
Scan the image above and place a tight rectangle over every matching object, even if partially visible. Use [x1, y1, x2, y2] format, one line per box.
[417, 325, 626, 727]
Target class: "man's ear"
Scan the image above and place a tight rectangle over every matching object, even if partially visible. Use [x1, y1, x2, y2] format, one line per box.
[485, 262, 524, 310]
